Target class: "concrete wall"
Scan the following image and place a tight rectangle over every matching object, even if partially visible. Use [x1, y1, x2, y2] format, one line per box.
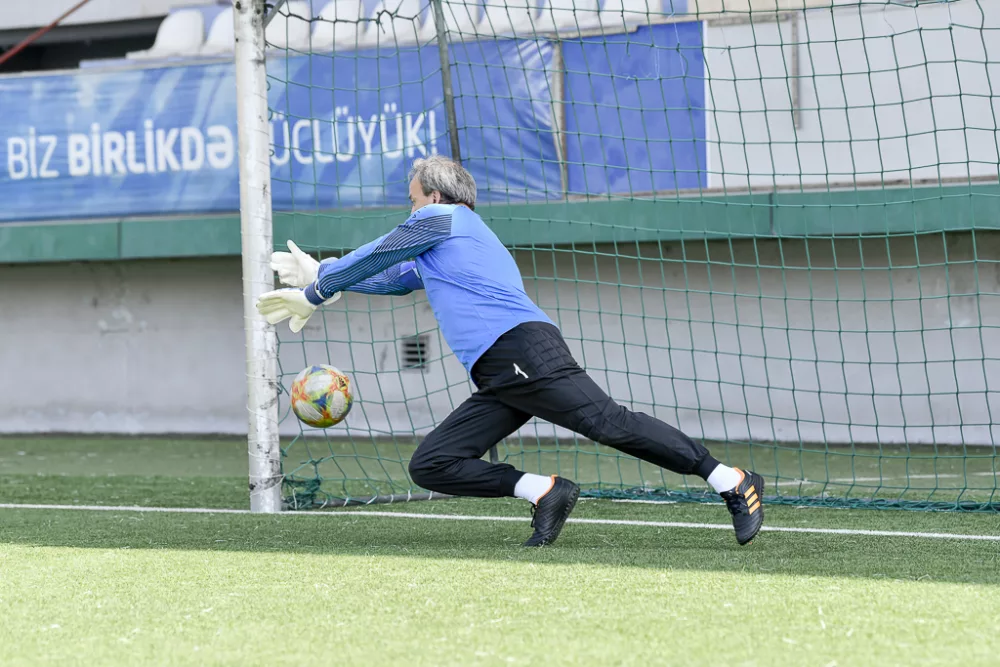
[4, 232, 997, 445]
[0, 259, 247, 433]
[704, 0, 1000, 188]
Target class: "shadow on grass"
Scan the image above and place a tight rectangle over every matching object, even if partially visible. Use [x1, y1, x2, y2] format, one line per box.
[1, 499, 998, 587]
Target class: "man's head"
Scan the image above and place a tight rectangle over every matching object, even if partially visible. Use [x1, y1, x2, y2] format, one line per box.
[407, 156, 477, 213]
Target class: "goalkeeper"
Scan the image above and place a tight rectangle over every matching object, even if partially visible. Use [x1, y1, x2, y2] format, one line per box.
[258, 156, 765, 547]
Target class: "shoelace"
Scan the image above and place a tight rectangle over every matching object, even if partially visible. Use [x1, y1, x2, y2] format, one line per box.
[722, 491, 746, 515]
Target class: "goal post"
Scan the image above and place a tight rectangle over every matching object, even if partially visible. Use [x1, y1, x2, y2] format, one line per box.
[242, 0, 999, 512]
[234, 0, 282, 513]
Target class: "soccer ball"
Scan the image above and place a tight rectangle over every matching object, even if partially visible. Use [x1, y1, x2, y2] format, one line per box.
[290, 365, 353, 428]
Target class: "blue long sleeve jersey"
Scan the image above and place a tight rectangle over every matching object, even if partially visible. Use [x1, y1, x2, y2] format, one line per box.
[303, 203, 554, 372]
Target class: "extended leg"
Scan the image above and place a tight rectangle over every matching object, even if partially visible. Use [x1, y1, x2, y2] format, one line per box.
[499, 368, 765, 544]
[469, 320, 764, 545]
[499, 367, 718, 478]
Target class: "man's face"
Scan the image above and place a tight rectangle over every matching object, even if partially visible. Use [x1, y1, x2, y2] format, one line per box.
[408, 178, 439, 213]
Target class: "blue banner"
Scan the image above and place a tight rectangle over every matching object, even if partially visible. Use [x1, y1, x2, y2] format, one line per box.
[272, 38, 560, 209]
[270, 44, 448, 211]
[0, 63, 239, 222]
[563, 23, 707, 195]
[450, 39, 562, 201]
[0, 40, 558, 223]
[0, 29, 706, 223]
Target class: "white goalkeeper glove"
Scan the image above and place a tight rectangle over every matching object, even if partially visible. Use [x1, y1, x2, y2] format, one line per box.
[256, 288, 342, 333]
[271, 240, 329, 288]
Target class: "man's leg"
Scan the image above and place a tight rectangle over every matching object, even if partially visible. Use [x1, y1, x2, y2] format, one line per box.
[500, 366, 719, 479]
[469, 322, 722, 480]
[407, 391, 530, 497]
[407, 386, 581, 547]
[476, 319, 764, 545]
[497, 366, 764, 545]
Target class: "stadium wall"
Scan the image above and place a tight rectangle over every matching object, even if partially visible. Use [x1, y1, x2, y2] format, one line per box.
[705, 0, 1000, 188]
[1, 0, 996, 444]
[2, 233, 997, 445]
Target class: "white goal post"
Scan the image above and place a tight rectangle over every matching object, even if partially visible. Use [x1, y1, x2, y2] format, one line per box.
[233, 0, 282, 513]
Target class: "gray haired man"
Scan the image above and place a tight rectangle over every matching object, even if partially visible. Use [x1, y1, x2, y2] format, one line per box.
[259, 156, 765, 546]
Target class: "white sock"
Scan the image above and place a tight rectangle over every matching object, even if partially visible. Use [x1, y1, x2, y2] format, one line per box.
[514, 473, 555, 504]
[707, 465, 743, 493]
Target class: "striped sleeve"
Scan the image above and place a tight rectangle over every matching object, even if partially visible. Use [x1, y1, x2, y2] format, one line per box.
[304, 210, 450, 305]
[346, 261, 424, 296]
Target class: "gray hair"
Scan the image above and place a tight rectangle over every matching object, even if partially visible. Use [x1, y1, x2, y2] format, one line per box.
[408, 156, 477, 209]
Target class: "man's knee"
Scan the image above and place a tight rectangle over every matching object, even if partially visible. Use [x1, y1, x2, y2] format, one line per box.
[408, 440, 462, 492]
[407, 448, 439, 489]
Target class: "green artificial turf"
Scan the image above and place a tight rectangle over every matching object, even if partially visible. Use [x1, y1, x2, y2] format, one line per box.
[1, 436, 998, 666]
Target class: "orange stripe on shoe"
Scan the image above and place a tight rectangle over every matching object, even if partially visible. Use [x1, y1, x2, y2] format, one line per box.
[746, 485, 755, 497]
[536, 475, 557, 502]
[748, 500, 761, 514]
[746, 492, 758, 506]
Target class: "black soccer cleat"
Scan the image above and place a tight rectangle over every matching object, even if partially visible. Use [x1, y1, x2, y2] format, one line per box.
[523, 476, 580, 547]
[720, 469, 765, 545]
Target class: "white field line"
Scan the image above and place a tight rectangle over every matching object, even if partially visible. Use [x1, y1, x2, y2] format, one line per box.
[606, 499, 727, 507]
[1, 503, 998, 542]
[774, 471, 1000, 487]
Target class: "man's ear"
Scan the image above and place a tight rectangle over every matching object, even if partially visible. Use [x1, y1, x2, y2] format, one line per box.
[431, 191, 441, 204]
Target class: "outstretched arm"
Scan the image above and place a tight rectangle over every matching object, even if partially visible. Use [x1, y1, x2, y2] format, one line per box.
[256, 259, 423, 333]
[303, 207, 451, 306]
[344, 260, 424, 296]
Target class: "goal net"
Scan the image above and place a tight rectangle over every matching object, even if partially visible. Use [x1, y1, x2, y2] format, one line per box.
[246, 0, 999, 511]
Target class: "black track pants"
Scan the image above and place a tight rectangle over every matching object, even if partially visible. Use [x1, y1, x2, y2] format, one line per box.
[407, 322, 716, 497]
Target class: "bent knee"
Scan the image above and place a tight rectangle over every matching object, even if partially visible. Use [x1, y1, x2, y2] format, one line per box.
[408, 451, 459, 492]
[407, 454, 435, 488]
